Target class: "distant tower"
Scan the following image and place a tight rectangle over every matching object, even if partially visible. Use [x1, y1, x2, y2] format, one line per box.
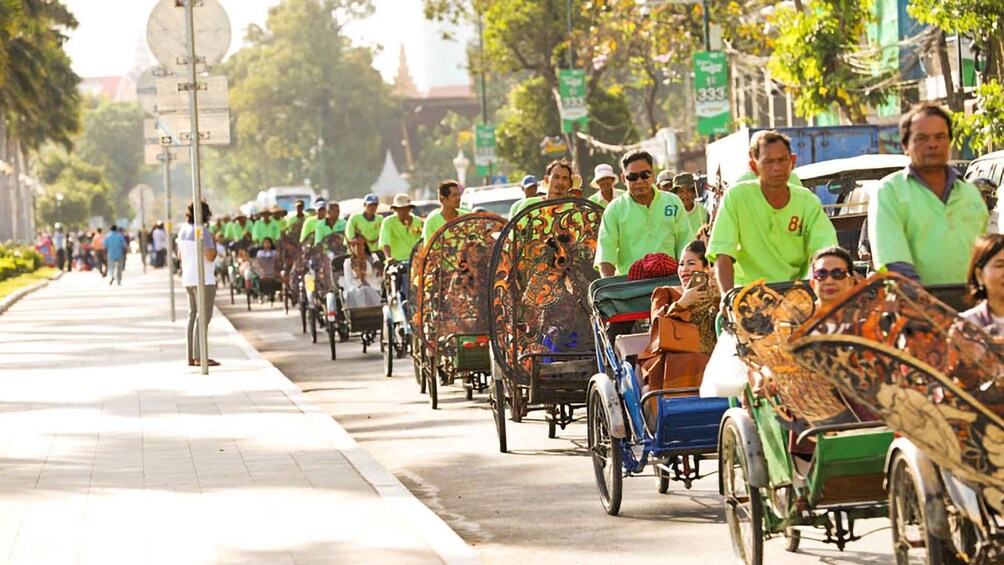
[393, 43, 420, 99]
[129, 35, 155, 81]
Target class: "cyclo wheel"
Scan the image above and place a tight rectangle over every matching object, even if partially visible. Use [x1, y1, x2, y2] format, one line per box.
[492, 378, 507, 453]
[414, 335, 425, 391]
[328, 317, 337, 360]
[283, 287, 289, 315]
[246, 287, 252, 311]
[888, 453, 953, 565]
[588, 387, 622, 515]
[427, 350, 439, 409]
[309, 305, 318, 344]
[384, 317, 394, 377]
[655, 465, 670, 494]
[299, 289, 307, 334]
[720, 418, 764, 565]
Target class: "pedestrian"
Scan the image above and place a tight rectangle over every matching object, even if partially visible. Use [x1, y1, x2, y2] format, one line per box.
[178, 201, 220, 367]
[53, 223, 67, 271]
[595, 150, 693, 277]
[869, 103, 988, 285]
[104, 225, 127, 285]
[92, 227, 107, 277]
[152, 222, 168, 268]
[706, 130, 837, 292]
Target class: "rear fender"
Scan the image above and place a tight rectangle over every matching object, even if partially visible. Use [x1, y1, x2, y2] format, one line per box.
[718, 407, 769, 492]
[588, 374, 626, 439]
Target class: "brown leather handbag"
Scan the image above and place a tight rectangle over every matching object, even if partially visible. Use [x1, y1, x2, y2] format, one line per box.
[651, 316, 701, 353]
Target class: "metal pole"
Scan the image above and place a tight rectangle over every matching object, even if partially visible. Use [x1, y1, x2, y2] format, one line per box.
[140, 185, 146, 274]
[183, 0, 209, 374]
[478, 13, 491, 185]
[163, 149, 176, 322]
[704, 0, 713, 145]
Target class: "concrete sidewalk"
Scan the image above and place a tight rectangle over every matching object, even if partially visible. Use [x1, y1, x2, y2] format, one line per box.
[0, 260, 478, 565]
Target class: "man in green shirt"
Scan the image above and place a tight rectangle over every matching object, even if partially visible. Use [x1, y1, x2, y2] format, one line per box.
[299, 200, 327, 244]
[284, 199, 307, 231]
[588, 163, 622, 209]
[424, 180, 469, 243]
[869, 103, 988, 285]
[379, 193, 424, 264]
[251, 209, 281, 244]
[226, 214, 251, 242]
[508, 175, 541, 218]
[707, 130, 837, 291]
[595, 150, 692, 277]
[509, 159, 574, 218]
[345, 194, 384, 255]
[314, 202, 345, 247]
[672, 173, 709, 242]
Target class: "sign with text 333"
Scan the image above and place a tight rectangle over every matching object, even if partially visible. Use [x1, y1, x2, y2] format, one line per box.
[559, 69, 589, 134]
[693, 51, 731, 136]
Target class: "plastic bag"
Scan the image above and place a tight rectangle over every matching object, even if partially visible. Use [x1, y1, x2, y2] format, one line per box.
[700, 330, 748, 398]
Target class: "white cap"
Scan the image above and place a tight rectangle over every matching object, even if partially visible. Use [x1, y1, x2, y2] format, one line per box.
[390, 193, 414, 209]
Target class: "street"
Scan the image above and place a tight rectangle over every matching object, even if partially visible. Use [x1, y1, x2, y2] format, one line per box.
[218, 296, 907, 565]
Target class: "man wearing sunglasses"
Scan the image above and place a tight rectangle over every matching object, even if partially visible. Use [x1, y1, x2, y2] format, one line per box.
[707, 130, 837, 292]
[595, 149, 692, 277]
[868, 103, 987, 284]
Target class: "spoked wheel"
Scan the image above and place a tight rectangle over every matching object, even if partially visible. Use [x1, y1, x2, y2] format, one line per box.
[655, 464, 670, 494]
[889, 453, 954, 565]
[510, 385, 526, 423]
[299, 293, 307, 334]
[283, 288, 289, 315]
[492, 378, 507, 453]
[427, 352, 439, 409]
[588, 387, 622, 516]
[309, 306, 318, 344]
[328, 318, 337, 360]
[246, 289, 252, 311]
[383, 318, 394, 377]
[720, 418, 764, 565]
[230, 279, 236, 304]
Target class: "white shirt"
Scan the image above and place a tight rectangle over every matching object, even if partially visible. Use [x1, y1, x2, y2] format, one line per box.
[152, 227, 168, 251]
[178, 223, 216, 287]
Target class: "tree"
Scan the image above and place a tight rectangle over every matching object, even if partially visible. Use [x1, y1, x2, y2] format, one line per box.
[411, 112, 475, 195]
[74, 96, 148, 201]
[768, 0, 894, 124]
[206, 0, 398, 204]
[35, 149, 118, 229]
[909, 0, 1004, 83]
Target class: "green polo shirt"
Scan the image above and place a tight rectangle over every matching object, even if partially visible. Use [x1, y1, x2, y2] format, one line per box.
[422, 207, 471, 243]
[378, 214, 424, 261]
[227, 221, 251, 241]
[314, 218, 347, 246]
[283, 215, 306, 232]
[509, 196, 543, 219]
[595, 189, 693, 276]
[734, 170, 803, 187]
[868, 170, 987, 285]
[345, 212, 383, 253]
[686, 203, 710, 241]
[707, 181, 837, 287]
[299, 215, 321, 243]
[251, 219, 281, 244]
[588, 190, 623, 209]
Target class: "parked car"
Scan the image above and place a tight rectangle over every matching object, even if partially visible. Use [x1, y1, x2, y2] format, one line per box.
[460, 184, 524, 219]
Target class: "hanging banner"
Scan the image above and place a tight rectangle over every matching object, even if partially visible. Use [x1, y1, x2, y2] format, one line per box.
[474, 124, 496, 177]
[693, 51, 731, 135]
[559, 69, 589, 133]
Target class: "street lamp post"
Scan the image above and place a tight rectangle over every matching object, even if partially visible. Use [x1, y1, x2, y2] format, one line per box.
[452, 150, 470, 187]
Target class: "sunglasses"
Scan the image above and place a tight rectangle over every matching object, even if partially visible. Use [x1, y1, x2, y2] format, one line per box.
[625, 170, 653, 182]
[812, 268, 849, 281]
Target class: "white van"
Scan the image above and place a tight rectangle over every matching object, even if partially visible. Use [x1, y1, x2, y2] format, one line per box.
[460, 184, 525, 218]
[256, 186, 317, 213]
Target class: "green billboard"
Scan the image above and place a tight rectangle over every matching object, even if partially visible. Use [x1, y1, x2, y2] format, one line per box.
[693, 51, 730, 135]
[559, 69, 589, 133]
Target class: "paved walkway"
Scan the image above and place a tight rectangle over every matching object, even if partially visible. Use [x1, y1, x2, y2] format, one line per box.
[0, 260, 478, 565]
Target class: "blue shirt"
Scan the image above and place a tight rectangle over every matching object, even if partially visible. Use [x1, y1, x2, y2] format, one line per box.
[104, 231, 127, 261]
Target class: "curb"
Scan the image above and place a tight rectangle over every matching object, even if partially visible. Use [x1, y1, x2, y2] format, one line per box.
[0, 270, 63, 316]
[214, 307, 482, 565]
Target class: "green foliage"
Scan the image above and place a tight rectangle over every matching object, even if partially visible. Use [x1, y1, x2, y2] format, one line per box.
[0, 0, 81, 151]
[954, 80, 1004, 152]
[35, 149, 118, 229]
[74, 95, 148, 200]
[207, 0, 397, 205]
[411, 112, 475, 195]
[908, 0, 1004, 83]
[0, 244, 43, 282]
[495, 76, 637, 177]
[768, 1, 893, 124]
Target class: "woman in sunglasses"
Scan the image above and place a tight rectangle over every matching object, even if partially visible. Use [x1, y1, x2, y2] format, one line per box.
[809, 246, 856, 308]
[961, 234, 1004, 335]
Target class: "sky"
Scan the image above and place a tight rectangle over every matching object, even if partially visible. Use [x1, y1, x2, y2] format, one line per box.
[61, 0, 431, 90]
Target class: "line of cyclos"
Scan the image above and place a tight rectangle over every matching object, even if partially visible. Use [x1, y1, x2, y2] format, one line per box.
[216, 199, 1002, 565]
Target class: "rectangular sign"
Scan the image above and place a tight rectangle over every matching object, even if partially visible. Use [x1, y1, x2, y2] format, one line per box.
[155, 75, 229, 113]
[693, 51, 731, 135]
[154, 111, 231, 146]
[474, 124, 495, 177]
[559, 68, 589, 133]
[144, 144, 190, 166]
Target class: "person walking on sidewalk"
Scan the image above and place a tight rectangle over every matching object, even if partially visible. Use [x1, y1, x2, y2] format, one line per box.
[93, 228, 107, 277]
[179, 201, 220, 367]
[104, 225, 127, 285]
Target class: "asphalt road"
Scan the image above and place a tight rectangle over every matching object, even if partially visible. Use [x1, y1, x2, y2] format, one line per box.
[217, 293, 909, 565]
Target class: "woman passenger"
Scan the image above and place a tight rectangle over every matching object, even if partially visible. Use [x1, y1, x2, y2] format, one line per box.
[961, 234, 1004, 334]
[809, 246, 856, 311]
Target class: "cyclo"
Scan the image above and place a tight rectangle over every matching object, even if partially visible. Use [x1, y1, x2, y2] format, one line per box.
[329, 239, 384, 360]
[786, 274, 1004, 565]
[412, 213, 504, 409]
[278, 224, 305, 315]
[716, 280, 895, 563]
[585, 271, 729, 514]
[488, 198, 603, 452]
[302, 230, 348, 359]
[382, 242, 419, 377]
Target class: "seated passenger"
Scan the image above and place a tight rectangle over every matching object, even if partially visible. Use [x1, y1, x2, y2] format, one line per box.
[638, 241, 719, 428]
[961, 234, 1004, 335]
[254, 237, 279, 280]
[342, 238, 382, 309]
